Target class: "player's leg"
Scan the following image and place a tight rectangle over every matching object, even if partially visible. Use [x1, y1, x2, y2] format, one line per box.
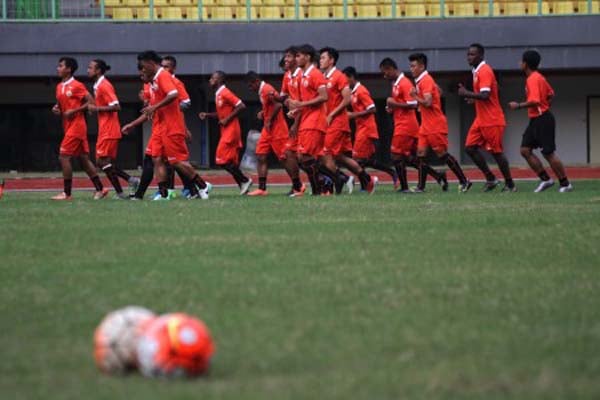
[430, 133, 470, 192]
[152, 156, 170, 199]
[538, 112, 571, 192]
[465, 124, 497, 190]
[132, 154, 155, 200]
[248, 154, 269, 196]
[283, 150, 304, 194]
[390, 154, 410, 193]
[97, 155, 126, 198]
[520, 118, 554, 192]
[543, 152, 572, 192]
[79, 148, 108, 199]
[217, 139, 251, 194]
[53, 154, 74, 200]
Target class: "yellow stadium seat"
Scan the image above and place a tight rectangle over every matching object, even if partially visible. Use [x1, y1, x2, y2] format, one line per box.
[136, 6, 151, 18]
[578, 0, 599, 12]
[283, 5, 300, 18]
[260, 6, 282, 18]
[186, 6, 199, 18]
[204, 5, 233, 18]
[104, 0, 122, 6]
[356, 5, 378, 17]
[172, 0, 196, 5]
[526, 1, 550, 13]
[332, 5, 346, 17]
[380, 4, 392, 16]
[123, 0, 146, 5]
[405, 3, 427, 16]
[161, 7, 183, 18]
[504, 2, 527, 15]
[453, 2, 475, 15]
[552, 1, 575, 13]
[219, 0, 240, 5]
[307, 4, 330, 17]
[112, 7, 134, 18]
[428, 2, 449, 16]
[235, 6, 249, 18]
[153, 0, 169, 5]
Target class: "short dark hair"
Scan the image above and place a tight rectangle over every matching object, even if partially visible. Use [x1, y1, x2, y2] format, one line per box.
[92, 59, 111, 74]
[319, 47, 339, 64]
[245, 70, 260, 82]
[522, 50, 541, 70]
[284, 46, 299, 56]
[59, 57, 78, 74]
[342, 66, 357, 79]
[162, 55, 177, 67]
[469, 43, 485, 56]
[408, 53, 428, 69]
[297, 44, 317, 62]
[379, 57, 398, 69]
[214, 70, 227, 83]
[137, 50, 162, 64]
[278, 56, 286, 69]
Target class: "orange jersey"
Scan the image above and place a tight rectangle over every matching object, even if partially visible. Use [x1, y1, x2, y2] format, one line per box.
[324, 67, 351, 133]
[56, 77, 88, 138]
[93, 76, 121, 140]
[350, 82, 378, 140]
[215, 85, 243, 145]
[280, 67, 302, 101]
[415, 71, 448, 135]
[472, 62, 505, 127]
[299, 65, 328, 133]
[259, 81, 288, 137]
[525, 70, 554, 118]
[149, 68, 186, 135]
[392, 74, 419, 137]
[172, 75, 191, 107]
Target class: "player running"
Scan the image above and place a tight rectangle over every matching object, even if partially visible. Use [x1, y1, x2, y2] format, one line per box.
[51, 57, 108, 200]
[245, 71, 304, 196]
[87, 59, 140, 199]
[508, 50, 572, 192]
[458, 43, 515, 192]
[408, 53, 471, 193]
[199, 71, 252, 195]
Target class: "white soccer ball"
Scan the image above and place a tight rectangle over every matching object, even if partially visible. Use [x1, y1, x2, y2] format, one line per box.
[93, 306, 156, 374]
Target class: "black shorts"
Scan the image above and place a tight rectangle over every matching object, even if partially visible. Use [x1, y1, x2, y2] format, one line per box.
[521, 112, 556, 155]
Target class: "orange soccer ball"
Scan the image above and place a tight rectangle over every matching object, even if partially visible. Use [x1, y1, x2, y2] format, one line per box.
[136, 313, 215, 378]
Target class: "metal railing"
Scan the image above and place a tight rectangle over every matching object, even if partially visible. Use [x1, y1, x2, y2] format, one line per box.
[1, 0, 598, 21]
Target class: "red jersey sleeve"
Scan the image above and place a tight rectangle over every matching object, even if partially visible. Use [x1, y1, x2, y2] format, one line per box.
[419, 77, 434, 95]
[280, 75, 289, 96]
[102, 82, 120, 106]
[72, 81, 88, 103]
[336, 73, 349, 92]
[526, 75, 542, 104]
[223, 88, 242, 107]
[358, 89, 375, 109]
[478, 67, 493, 92]
[157, 72, 178, 97]
[310, 71, 327, 91]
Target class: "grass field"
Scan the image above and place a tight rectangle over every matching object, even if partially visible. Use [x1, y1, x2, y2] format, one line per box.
[1, 181, 600, 400]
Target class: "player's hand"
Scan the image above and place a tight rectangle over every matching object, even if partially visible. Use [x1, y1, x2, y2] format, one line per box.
[141, 105, 155, 118]
[386, 97, 395, 107]
[265, 119, 271, 131]
[287, 100, 301, 111]
[287, 109, 298, 119]
[257, 111, 264, 120]
[198, 112, 207, 120]
[52, 104, 61, 116]
[63, 109, 76, 119]
[508, 101, 519, 110]
[185, 129, 193, 143]
[326, 114, 333, 126]
[122, 124, 134, 135]
[465, 98, 475, 105]
[219, 118, 229, 126]
[457, 83, 467, 97]
[409, 88, 418, 98]
[289, 125, 298, 139]
[347, 111, 356, 120]
[87, 104, 98, 113]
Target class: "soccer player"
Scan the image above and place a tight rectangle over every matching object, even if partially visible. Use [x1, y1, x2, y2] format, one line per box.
[126, 51, 209, 200]
[245, 71, 304, 196]
[458, 44, 515, 192]
[379, 58, 447, 193]
[199, 71, 252, 195]
[408, 53, 471, 193]
[342, 66, 398, 189]
[87, 59, 140, 199]
[508, 50, 572, 192]
[51, 57, 108, 200]
[318, 47, 376, 194]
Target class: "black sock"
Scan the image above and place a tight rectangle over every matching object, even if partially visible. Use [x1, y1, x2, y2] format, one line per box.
[302, 159, 321, 195]
[337, 169, 350, 184]
[466, 146, 495, 182]
[176, 169, 194, 191]
[102, 165, 123, 194]
[134, 155, 154, 199]
[64, 179, 72, 196]
[113, 166, 131, 182]
[559, 177, 570, 187]
[292, 178, 302, 191]
[367, 159, 396, 179]
[358, 170, 371, 189]
[408, 155, 440, 182]
[192, 174, 207, 190]
[443, 154, 468, 185]
[393, 159, 408, 191]
[158, 181, 169, 198]
[259, 177, 267, 191]
[91, 176, 103, 191]
[493, 153, 513, 187]
[223, 163, 248, 187]
[166, 165, 175, 190]
[539, 170, 551, 181]
[417, 157, 427, 190]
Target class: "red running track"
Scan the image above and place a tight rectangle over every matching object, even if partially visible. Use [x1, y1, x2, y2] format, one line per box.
[3, 166, 600, 191]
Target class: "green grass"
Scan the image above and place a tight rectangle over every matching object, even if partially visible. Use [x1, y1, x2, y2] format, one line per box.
[1, 181, 600, 400]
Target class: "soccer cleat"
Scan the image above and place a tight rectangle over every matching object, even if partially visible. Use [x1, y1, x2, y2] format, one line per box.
[558, 183, 573, 193]
[483, 179, 500, 192]
[334, 176, 345, 195]
[93, 188, 110, 200]
[398, 189, 414, 194]
[206, 182, 213, 193]
[501, 184, 518, 193]
[51, 192, 72, 201]
[152, 192, 169, 201]
[459, 180, 473, 193]
[248, 189, 268, 196]
[288, 184, 306, 198]
[182, 188, 191, 199]
[437, 171, 448, 192]
[115, 192, 130, 200]
[534, 179, 554, 193]
[366, 176, 378, 194]
[197, 187, 209, 200]
[128, 177, 140, 196]
[240, 178, 253, 195]
[345, 175, 355, 195]
[411, 187, 425, 194]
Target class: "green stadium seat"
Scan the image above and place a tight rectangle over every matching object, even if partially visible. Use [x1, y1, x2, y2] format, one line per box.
[112, 7, 134, 18]
[552, 1, 575, 13]
[504, 2, 527, 15]
[160, 7, 183, 18]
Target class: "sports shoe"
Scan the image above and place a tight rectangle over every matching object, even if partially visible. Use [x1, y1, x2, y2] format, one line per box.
[198, 187, 209, 200]
[248, 189, 268, 196]
[51, 192, 72, 201]
[398, 189, 414, 194]
[93, 188, 109, 200]
[483, 179, 500, 192]
[534, 179, 554, 193]
[206, 182, 213, 193]
[366, 176, 378, 194]
[128, 177, 140, 196]
[345, 175, 355, 195]
[167, 189, 177, 200]
[240, 178, 253, 195]
[411, 187, 425, 194]
[182, 188, 191, 199]
[459, 180, 473, 193]
[289, 183, 306, 198]
[115, 192, 130, 200]
[437, 171, 448, 192]
[152, 192, 169, 201]
[501, 184, 517, 193]
[559, 183, 573, 193]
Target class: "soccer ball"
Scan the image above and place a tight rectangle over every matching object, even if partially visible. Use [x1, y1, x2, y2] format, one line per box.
[94, 306, 156, 374]
[136, 313, 215, 378]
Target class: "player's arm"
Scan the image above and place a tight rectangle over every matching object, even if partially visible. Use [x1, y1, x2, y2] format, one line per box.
[180, 99, 191, 111]
[348, 105, 376, 120]
[508, 99, 540, 110]
[288, 86, 328, 110]
[198, 111, 218, 120]
[121, 114, 148, 135]
[289, 111, 301, 138]
[410, 87, 432, 107]
[141, 91, 177, 117]
[220, 101, 246, 126]
[52, 103, 61, 116]
[457, 83, 490, 101]
[386, 97, 417, 110]
[265, 101, 283, 131]
[63, 92, 94, 118]
[326, 86, 351, 125]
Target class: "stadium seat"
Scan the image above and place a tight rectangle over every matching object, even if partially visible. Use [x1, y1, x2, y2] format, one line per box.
[104, 0, 122, 6]
[219, 0, 241, 5]
[207, 6, 236, 19]
[552, 1, 575, 13]
[504, 2, 527, 15]
[136, 6, 151, 18]
[172, 0, 197, 5]
[526, 1, 550, 14]
[453, 2, 476, 16]
[355, 5, 378, 17]
[235, 6, 249, 18]
[124, 0, 146, 5]
[153, 0, 170, 5]
[405, 3, 427, 16]
[283, 5, 300, 18]
[577, 0, 600, 12]
[112, 7, 134, 18]
[332, 5, 346, 18]
[307, 5, 330, 17]
[186, 6, 198, 18]
[428, 2, 449, 16]
[379, 4, 393, 17]
[161, 7, 183, 18]
[260, 6, 283, 18]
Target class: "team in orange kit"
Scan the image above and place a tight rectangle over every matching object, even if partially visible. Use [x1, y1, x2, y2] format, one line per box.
[51, 57, 108, 201]
[199, 71, 253, 195]
[408, 53, 472, 193]
[458, 44, 515, 192]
